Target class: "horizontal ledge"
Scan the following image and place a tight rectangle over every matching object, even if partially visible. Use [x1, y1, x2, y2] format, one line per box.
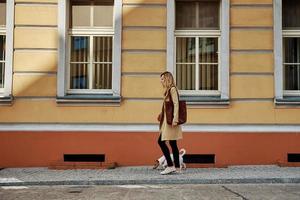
[15, 26, 57, 30]
[15, 2, 57, 5]
[56, 95, 121, 104]
[231, 98, 274, 102]
[180, 96, 229, 105]
[123, 3, 166, 7]
[275, 97, 300, 105]
[123, 26, 166, 30]
[14, 48, 58, 51]
[230, 72, 274, 76]
[15, 25, 58, 28]
[122, 49, 166, 53]
[123, 98, 162, 101]
[1, 124, 300, 132]
[231, 27, 273, 30]
[230, 28, 273, 31]
[14, 48, 57, 53]
[231, 49, 273, 52]
[14, 72, 57, 75]
[230, 4, 273, 8]
[14, 97, 56, 100]
[0, 96, 13, 105]
[122, 72, 161, 76]
[231, 50, 273, 53]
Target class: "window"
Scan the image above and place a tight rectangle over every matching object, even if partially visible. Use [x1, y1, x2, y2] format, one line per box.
[68, 0, 114, 93]
[0, 0, 6, 92]
[175, 1, 220, 94]
[167, 0, 229, 102]
[282, 0, 300, 96]
[57, 0, 121, 103]
[0, 0, 12, 102]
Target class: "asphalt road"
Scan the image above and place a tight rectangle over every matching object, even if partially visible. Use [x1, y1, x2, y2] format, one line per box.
[0, 184, 300, 200]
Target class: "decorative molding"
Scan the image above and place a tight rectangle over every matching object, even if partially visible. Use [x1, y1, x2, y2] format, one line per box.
[220, 0, 230, 100]
[274, 0, 283, 100]
[166, 0, 175, 73]
[1, 124, 300, 133]
[2, 0, 14, 98]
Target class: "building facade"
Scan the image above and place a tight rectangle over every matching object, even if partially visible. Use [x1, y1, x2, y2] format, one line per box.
[0, 0, 300, 168]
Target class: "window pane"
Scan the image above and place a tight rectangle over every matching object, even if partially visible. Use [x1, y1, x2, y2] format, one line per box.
[198, 1, 219, 29]
[284, 37, 300, 63]
[0, 62, 4, 88]
[199, 38, 218, 63]
[176, 37, 195, 63]
[94, 1, 114, 27]
[70, 36, 89, 62]
[283, 0, 300, 29]
[176, 0, 219, 29]
[93, 36, 112, 89]
[94, 36, 112, 62]
[70, 0, 114, 28]
[283, 37, 300, 91]
[94, 64, 112, 89]
[176, 64, 196, 90]
[284, 65, 300, 90]
[0, 35, 4, 88]
[0, 2, 5, 26]
[0, 35, 5, 61]
[199, 64, 218, 90]
[176, 2, 197, 29]
[70, 63, 89, 89]
[70, 1, 91, 27]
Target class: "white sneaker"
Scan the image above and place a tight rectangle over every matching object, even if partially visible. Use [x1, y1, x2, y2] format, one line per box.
[160, 166, 176, 175]
[176, 167, 182, 174]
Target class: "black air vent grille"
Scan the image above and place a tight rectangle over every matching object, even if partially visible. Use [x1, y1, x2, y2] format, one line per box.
[183, 154, 215, 164]
[288, 153, 300, 162]
[64, 154, 105, 162]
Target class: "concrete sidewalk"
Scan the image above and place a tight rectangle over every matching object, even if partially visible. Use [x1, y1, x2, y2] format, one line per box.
[0, 165, 300, 186]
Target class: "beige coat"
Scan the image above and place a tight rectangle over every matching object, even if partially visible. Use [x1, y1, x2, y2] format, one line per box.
[159, 87, 183, 141]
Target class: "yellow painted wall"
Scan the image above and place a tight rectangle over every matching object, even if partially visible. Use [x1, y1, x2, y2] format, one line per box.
[1, 0, 300, 125]
[14, 51, 57, 72]
[231, 53, 273, 73]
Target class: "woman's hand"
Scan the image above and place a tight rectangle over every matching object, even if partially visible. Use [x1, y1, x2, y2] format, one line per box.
[157, 113, 162, 122]
[172, 121, 178, 126]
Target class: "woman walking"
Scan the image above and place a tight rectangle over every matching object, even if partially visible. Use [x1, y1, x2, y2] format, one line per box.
[157, 71, 183, 175]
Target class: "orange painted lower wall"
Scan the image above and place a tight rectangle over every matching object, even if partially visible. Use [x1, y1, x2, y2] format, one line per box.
[0, 131, 300, 168]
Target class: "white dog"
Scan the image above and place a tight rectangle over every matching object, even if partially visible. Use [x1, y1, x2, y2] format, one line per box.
[153, 149, 187, 170]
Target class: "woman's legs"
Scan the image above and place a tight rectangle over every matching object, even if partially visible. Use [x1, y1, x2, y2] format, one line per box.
[169, 140, 180, 168]
[157, 134, 173, 167]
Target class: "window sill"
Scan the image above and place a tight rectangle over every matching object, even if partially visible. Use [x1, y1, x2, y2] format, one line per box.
[275, 96, 300, 106]
[0, 96, 13, 106]
[56, 94, 121, 106]
[180, 95, 230, 106]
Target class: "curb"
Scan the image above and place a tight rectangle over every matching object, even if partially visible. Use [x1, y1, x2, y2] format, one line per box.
[1, 178, 300, 186]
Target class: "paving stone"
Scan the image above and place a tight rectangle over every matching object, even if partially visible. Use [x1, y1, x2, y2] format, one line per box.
[0, 165, 299, 186]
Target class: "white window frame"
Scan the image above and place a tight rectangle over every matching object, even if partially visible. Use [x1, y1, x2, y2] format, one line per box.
[174, 31, 221, 96]
[274, 0, 300, 98]
[167, 0, 229, 99]
[58, 0, 122, 97]
[282, 32, 300, 96]
[0, 0, 13, 98]
[0, 28, 5, 93]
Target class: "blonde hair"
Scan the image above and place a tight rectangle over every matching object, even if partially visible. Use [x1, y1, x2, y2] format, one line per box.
[160, 71, 177, 95]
